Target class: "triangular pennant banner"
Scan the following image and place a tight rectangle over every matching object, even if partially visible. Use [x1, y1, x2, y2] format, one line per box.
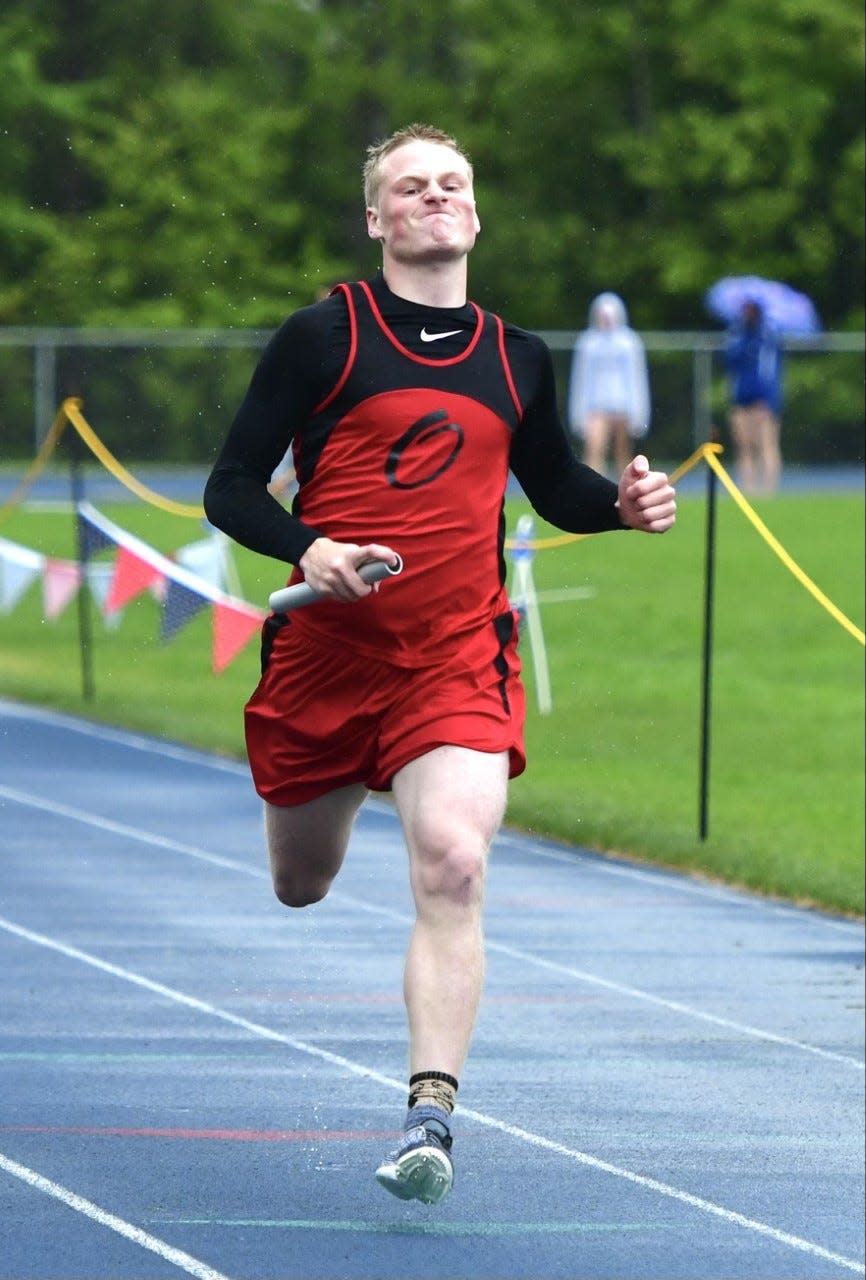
[0, 538, 44, 613]
[106, 545, 164, 614]
[43, 558, 82, 620]
[72, 502, 266, 666]
[160, 578, 210, 641]
[86, 561, 123, 629]
[77, 510, 116, 560]
[1, 557, 41, 613]
[175, 535, 226, 591]
[212, 600, 264, 673]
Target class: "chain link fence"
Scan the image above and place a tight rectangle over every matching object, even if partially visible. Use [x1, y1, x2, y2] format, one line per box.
[1, 327, 863, 468]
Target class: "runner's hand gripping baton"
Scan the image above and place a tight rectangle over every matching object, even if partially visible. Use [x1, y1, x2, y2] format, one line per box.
[268, 555, 403, 614]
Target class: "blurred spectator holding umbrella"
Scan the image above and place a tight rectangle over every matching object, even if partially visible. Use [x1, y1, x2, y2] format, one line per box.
[705, 276, 821, 495]
[724, 298, 784, 494]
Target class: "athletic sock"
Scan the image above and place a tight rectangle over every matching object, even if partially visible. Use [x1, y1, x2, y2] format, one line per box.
[407, 1071, 458, 1117]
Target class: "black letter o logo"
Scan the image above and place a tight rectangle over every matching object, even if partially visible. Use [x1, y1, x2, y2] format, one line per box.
[385, 410, 465, 490]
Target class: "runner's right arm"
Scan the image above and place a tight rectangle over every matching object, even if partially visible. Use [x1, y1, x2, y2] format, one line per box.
[203, 299, 346, 564]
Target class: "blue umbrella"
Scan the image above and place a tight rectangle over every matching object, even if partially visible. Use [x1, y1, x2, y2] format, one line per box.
[705, 276, 822, 336]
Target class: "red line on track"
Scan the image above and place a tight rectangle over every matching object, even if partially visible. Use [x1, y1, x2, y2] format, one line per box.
[0, 1125, 393, 1142]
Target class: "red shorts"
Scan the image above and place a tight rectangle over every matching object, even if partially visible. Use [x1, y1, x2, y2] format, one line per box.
[244, 610, 526, 806]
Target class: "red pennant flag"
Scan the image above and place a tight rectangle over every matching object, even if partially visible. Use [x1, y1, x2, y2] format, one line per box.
[106, 545, 164, 615]
[212, 601, 264, 673]
[43, 559, 81, 620]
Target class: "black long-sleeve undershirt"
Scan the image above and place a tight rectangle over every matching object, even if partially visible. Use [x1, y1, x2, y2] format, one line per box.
[204, 276, 624, 566]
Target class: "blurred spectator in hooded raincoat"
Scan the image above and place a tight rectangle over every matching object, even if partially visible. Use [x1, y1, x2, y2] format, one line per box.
[568, 292, 651, 476]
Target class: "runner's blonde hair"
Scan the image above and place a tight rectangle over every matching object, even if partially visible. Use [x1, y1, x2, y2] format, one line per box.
[363, 124, 473, 209]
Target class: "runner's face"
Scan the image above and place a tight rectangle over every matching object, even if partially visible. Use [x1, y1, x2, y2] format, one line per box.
[367, 140, 480, 263]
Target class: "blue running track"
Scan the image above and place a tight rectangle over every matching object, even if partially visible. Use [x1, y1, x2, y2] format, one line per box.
[0, 698, 863, 1280]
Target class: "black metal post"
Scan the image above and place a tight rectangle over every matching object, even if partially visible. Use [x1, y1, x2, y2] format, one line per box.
[698, 456, 718, 840]
[69, 431, 95, 702]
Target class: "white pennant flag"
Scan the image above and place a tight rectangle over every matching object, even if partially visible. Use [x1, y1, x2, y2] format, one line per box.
[174, 530, 240, 595]
[0, 536, 45, 614]
[86, 561, 123, 629]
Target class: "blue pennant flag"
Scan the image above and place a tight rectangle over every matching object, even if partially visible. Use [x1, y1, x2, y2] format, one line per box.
[160, 578, 210, 641]
[77, 509, 116, 559]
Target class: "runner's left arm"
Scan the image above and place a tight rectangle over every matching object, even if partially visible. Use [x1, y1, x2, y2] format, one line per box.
[507, 334, 625, 533]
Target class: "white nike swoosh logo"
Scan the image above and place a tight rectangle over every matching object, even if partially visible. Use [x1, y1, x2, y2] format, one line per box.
[420, 327, 462, 343]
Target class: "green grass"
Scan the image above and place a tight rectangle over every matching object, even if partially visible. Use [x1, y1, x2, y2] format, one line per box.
[1, 489, 863, 916]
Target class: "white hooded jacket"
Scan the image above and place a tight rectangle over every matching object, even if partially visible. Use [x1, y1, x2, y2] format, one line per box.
[567, 292, 651, 438]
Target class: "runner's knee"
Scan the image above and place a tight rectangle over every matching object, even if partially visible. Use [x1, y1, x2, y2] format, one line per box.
[271, 865, 333, 909]
[267, 828, 341, 907]
[412, 834, 487, 911]
[264, 792, 359, 907]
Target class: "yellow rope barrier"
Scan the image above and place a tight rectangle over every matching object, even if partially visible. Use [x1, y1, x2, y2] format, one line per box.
[503, 441, 717, 551]
[502, 438, 862, 646]
[668, 441, 723, 484]
[0, 404, 69, 525]
[505, 529, 588, 551]
[61, 398, 205, 519]
[703, 448, 864, 646]
[2, 402, 861, 645]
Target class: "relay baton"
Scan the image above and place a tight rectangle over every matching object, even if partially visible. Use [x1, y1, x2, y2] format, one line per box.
[268, 554, 404, 614]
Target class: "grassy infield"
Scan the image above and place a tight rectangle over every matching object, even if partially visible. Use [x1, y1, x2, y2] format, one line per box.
[0, 477, 863, 916]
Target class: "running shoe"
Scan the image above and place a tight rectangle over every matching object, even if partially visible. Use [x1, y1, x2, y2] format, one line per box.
[375, 1122, 454, 1205]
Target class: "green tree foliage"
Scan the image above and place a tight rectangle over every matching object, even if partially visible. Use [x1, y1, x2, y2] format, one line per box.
[0, 0, 863, 330]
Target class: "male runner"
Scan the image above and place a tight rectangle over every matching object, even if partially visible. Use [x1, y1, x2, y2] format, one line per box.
[203, 123, 677, 1206]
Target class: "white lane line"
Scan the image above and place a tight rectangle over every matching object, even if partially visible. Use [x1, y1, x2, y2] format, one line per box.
[0, 699, 250, 776]
[454, 1107, 866, 1276]
[0, 1151, 234, 1280]
[2, 696, 861, 930]
[486, 938, 866, 1070]
[0, 914, 862, 1277]
[0, 785, 266, 878]
[320, 891, 866, 1071]
[2, 783, 863, 1071]
[496, 831, 866, 931]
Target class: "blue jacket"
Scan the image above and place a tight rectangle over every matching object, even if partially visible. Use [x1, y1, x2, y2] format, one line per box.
[724, 313, 784, 414]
